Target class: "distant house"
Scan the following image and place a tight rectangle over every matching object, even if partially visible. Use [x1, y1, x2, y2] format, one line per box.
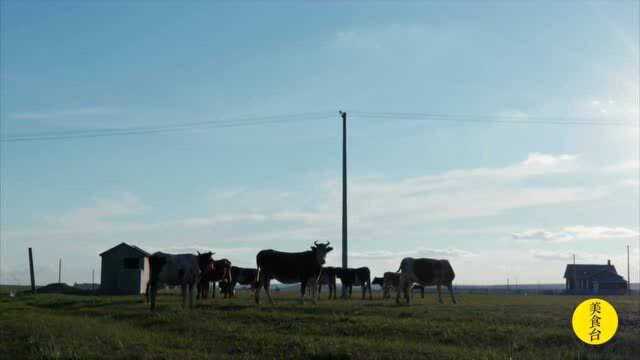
[563, 260, 628, 295]
[99, 242, 150, 295]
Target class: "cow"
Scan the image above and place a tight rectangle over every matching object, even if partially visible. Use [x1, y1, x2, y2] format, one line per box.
[317, 266, 338, 300]
[336, 267, 372, 300]
[383, 272, 400, 299]
[222, 266, 258, 297]
[198, 258, 232, 299]
[381, 272, 425, 299]
[146, 251, 213, 310]
[396, 257, 456, 305]
[255, 241, 333, 305]
[372, 277, 384, 289]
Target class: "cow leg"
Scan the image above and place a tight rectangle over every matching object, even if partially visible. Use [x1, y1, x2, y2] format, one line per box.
[255, 276, 262, 304]
[310, 277, 318, 305]
[447, 284, 457, 304]
[264, 279, 274, 305]
[181, 283, 187, 309]
[436, 284, 443, 304]
[421, 286, 425, 299]
[145, 281, 151, 304]
[149, 282, 158, 311]
[395, 277, 403, 304]
[188, 282, 194, 309]
[300, 280, 307, 304]
[211, 281, 216, 299]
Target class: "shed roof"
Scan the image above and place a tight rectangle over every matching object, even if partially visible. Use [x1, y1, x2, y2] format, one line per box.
[99, 242, 150, 257]
[563, 264, 619, 280]
[591, 270, 626, 283]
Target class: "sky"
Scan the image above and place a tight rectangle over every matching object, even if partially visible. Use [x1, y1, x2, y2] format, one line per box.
[0, 1, 638, 286]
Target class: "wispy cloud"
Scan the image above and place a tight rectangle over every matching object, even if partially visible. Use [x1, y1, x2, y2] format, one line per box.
[513, 226, 639, 243]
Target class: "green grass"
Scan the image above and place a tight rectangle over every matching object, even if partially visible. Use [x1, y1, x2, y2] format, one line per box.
[1, 292, 638, 359]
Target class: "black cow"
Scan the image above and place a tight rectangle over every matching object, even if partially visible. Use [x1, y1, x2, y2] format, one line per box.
[198, 258, 232, 299]
[222, 266, 258, 297]
[372, 277, 384, 289]
[255, 241, 333, 304]
[336, 267, 372, 300]
[317, 266, 338, 300]
[396, 257, 456, 305]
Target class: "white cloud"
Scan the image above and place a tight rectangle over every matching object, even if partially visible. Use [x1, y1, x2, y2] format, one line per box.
[351, 247, 476, 260]
[4, 153, 633, 285]
[605, 159, 640, 172]
[43, 193, 148, 233]
[512, 230, 574, 243]
[562, 226, 639, 240]
[513, 226, 639, 243]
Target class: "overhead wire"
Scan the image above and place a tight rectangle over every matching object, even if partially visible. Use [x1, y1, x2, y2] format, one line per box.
[2, 110, 638, 143]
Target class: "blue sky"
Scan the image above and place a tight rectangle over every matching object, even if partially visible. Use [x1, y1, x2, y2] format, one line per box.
[1, 1, 638, 285]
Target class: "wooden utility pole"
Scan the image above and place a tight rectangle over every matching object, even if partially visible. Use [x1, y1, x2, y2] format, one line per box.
[573, 254, 576, 294]
[28, 248, 36, 293]
[340, 111, 348, 270]
[92, 269, 95, 291]
[627, 245, 631, 295]
[58, 258, 62, 284]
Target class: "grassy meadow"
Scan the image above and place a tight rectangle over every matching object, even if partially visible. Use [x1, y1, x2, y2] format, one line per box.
[1, 290, 639, 359]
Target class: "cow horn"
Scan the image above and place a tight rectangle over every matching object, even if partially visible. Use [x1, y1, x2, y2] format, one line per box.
[197, 251, 201, 255]
[325, 241, 330, 246]
[314, 240, 319, 246]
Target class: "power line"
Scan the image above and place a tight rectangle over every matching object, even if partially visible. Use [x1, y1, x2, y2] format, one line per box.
[2, 110, 638, 143]
[349, 111, 639, 127]
[1, 112, 335, 142]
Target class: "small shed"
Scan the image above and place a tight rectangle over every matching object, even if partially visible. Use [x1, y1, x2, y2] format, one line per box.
[563, 260, 627, 295]
[99, 242, 150, 294]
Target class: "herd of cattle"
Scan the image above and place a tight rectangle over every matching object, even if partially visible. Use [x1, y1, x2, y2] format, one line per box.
[145, 241, 456, 310]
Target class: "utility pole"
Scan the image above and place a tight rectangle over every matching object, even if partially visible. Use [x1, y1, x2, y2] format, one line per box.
[92, 269, 95, 291]
[340, 111, 348, 270]
[58, 258, 62, 284]
[627, 245, 631, 295]
[573, 254, 576, 294]
[339, 111, 348, 299]
[28, 248, 36, 293]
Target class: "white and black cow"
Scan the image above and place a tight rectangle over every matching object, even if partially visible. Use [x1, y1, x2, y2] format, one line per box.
[382, 272, 425, 299]
[396, 257, 456, 305]
[146, 251, 212, 310]
[255, 241, 333, 305]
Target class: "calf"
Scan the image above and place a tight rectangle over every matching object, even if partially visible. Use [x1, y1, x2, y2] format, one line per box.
[372, 277, 384, 289]
[336, 267, 372, 300]
[146, 251, 212, 310]
[396, 257, 456, 305]
[317, 266, 338, 300]
[381, 272, 424, 299]
[198, 258, 232, 299]
[383, 272, 400, 299]
[255, 241, 333, 305]
[223, 266, 258, 297]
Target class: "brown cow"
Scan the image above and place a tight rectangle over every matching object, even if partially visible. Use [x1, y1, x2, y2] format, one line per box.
[396, 257, 456, 305]
[198, 258, 232, 299]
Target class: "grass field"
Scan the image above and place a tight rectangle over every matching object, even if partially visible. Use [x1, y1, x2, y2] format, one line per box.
[1, 291, 639, 359]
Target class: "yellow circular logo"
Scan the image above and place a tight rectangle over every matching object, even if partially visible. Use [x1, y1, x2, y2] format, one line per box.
[571, 298, 618, 345]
